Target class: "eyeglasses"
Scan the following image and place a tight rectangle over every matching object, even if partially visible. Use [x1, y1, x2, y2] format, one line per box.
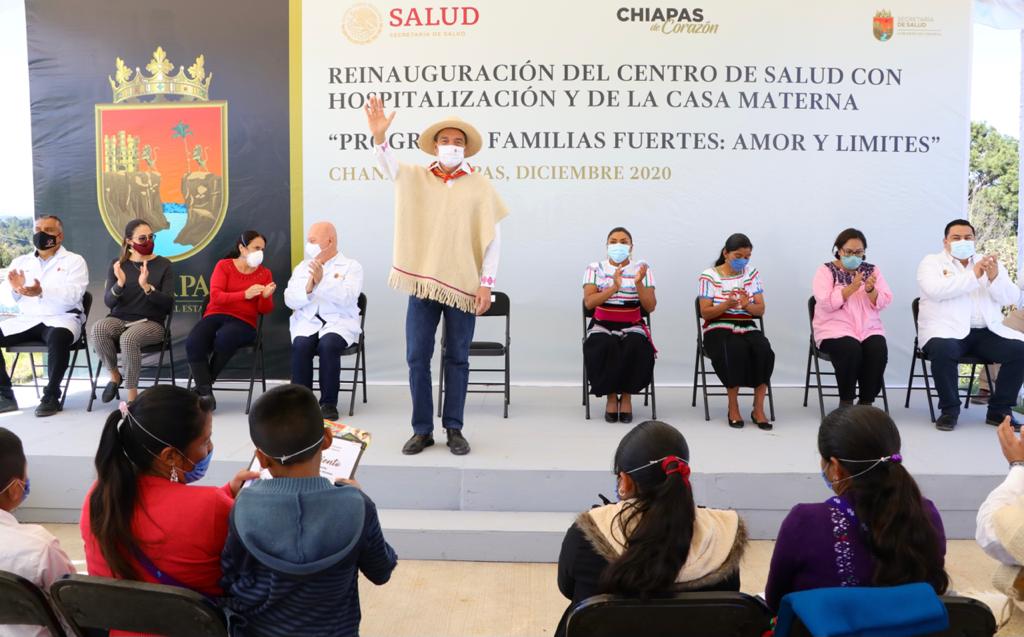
[132, 234, 154, 243]
[840, 250, 866, 257]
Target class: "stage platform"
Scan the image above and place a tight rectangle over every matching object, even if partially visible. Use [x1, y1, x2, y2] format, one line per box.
[2, 381, 1008, 563]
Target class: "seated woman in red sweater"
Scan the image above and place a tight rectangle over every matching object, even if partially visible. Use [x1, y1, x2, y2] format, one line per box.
[81, 384, 257, 599]
[186, 230, 275, 409]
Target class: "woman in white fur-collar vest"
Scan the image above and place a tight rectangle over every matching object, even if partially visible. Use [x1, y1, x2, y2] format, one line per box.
[555, 420, 748, 636]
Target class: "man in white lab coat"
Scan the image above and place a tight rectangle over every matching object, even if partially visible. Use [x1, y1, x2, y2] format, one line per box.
[0, 216, 89, 417]
[284, 221, 363, 421]
[916, 218, 1024, 431]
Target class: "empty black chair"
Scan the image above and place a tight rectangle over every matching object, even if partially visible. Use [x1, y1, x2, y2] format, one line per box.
[564, 592, 772, 637]
[803, 296, 889, 418]
[905, 297, 993, 422]
[581, 301, 656, 420]
[0, 570, 68, 637]
[786, 595, 996, 637]
[311, 292, 369, 417]
[87, 307, 176, 411]
[185, 296, 267, 414]
[692, 297, 775, 422]
[50, 574, 227, 637]
[8, 291, 95, 410]
[438, 291, 511, 418]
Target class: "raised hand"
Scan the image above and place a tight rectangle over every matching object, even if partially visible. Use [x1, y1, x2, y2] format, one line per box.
[998, 416, 1024, 463]
[634, 263, 648, 286]
[228, 468, 262, 497]
[138, 260, 150, 290]
[865, 272, 878, 292]
[985, 256, 999, 280]
[612, 267, 623, 292]
[244, 284, 265, 300]
[21, 279, 42, 297]
[113, 261, 127, 287]
[261, 282, 277, 299]
[309, 260, 324, 285]
[7, 269, 25, 291]
[363, 95, 396, 145]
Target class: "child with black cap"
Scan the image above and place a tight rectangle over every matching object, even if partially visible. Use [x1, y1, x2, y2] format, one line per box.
[220, 384, 397, 636]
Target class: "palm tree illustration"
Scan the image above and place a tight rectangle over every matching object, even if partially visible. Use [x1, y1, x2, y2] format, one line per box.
[171, 121, 193, 173]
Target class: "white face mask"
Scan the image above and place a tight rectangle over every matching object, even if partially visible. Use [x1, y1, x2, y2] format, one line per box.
[305, 241, 322, 259]
[437, 145, 465, 169]
[245, 249, 264, 268]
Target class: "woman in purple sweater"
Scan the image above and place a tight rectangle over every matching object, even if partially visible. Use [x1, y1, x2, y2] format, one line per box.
[765, 406, 948, 611]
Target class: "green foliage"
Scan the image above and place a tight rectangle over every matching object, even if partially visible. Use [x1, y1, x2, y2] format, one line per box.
[0, 217, 33, 269]
[969, 121, 1019, 241]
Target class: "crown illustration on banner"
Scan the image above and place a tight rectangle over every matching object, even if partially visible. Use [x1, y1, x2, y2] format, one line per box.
[108, 46, 212, 103]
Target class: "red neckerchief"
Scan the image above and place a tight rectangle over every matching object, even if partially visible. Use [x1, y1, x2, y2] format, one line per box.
[429, 161, 472, 183]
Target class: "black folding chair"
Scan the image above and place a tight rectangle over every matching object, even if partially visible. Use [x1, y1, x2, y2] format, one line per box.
[905, 297, 993, 422]
[581, 301, 656, 420]
[8, 291, 95, 410]
[87, 308, 176, 412]
[787, 595, 996, 637]
[185, 296, 267, 414]
[0, 570, 68, 637]
[803, 296, 889, 418]
[692, 297, 776, 422]
[438, 291, 511, 418]
[564, 592, 772, 637]
[311, 293, 368, 417]
[50, 574, 227, 637]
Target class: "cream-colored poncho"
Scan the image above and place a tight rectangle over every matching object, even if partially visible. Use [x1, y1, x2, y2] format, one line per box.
[388, 163, 508, 313]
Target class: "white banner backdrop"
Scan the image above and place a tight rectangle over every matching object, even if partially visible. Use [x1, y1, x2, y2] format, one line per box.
[301, 0, 971, 387]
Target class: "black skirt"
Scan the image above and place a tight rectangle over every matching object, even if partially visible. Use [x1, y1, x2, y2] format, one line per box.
[702, 328, 774, 388]
[584, 320, 655, 396]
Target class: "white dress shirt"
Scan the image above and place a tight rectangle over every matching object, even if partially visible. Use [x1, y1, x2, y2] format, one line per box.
[373, 142, 501, 287]
[0, 508, 76, 637]
[284, 253, 364, 346]
[977, 465, 1024, 565]
[0, 247, 89, 341]
[915, 250, 1023, 347]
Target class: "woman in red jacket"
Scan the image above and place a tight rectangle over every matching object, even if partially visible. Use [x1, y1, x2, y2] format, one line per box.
[81, 385, 257, 598]
[186, 230, 275, 409]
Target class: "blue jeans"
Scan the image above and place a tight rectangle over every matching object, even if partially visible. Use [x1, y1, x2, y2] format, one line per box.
[923, 328, 1024, 416]
[291, 333, 349, 406]
[406, 296, 476, 435]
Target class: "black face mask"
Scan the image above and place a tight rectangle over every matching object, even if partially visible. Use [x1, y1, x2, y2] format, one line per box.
[33, 231, 58, 251]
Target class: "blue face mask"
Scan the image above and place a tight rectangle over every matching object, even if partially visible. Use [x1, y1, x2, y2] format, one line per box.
[949, 239, 975, 260]
[183, 451, 212, 484]
[2, 477, 28, 506]
[607, 243, 631, 264]
[821, 469, 833, 490]
[728, 258, 749, 272]
[21, 477, 29, 502]
[840, 255, 863, 270]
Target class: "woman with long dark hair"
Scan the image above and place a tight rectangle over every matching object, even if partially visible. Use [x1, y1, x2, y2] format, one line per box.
[91, 219, 174, 403]
[556, 421, 747, 636]
[185, 230, 275, 409]
[765, 406, 948, 611]
[80, 385, 256, 596]
[698, 233, 775, 429]
[583, 227, 657, 423]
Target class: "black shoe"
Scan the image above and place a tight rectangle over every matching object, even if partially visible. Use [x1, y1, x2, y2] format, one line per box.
[320, 403, 339, 421]
[0, 395, 18, 414]
[101, 380, 122, 404]
[752, 412, 773, 431]
[35, 396, 61, 417]
[402, 433, 434, 455]
[604, 411, 618, 423]
[986, 411, 1022, 427]
[196, 387, 217, 412]
[728, 417, 745, 429]
[935, 413, 958, 431]
[619, 412, 633, 424]
[445, 428, 471, 455]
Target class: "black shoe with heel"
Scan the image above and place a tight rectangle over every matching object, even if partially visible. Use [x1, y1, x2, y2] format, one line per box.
[751, 411, 773, 431]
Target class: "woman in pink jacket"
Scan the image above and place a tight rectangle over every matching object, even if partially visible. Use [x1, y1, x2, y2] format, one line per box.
[812, 228, 893, 408]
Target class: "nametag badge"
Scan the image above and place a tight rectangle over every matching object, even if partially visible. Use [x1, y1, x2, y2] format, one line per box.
[942, 269, 952, 278]
[491, 294, 495, 302]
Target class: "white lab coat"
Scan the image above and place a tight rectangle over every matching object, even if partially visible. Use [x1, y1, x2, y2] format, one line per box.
[284, 253, 364, 345]
[916, 250, 1023, 347]
[0, 247, 89, 340]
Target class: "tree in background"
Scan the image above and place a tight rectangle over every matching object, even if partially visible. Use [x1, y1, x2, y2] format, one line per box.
[969, 121, 1019, 282]
[0, 216, 33, 269]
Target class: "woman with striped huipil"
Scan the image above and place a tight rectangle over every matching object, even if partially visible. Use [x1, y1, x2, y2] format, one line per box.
[583, 227, 657, 423]
[697, 233, 775, 430]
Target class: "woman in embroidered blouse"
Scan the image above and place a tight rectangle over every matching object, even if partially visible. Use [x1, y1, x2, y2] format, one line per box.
[764, 406, 948, 612]
[583, 227, 657, 423]
[813, 228, 893, 408]
[697, 233, 774, 429]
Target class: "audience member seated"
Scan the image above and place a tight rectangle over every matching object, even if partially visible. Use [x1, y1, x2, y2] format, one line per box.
[91, 219, 174, 404]
[916, 218, 1024, 431]
[220, 384, 397, 636]
[555, 420, 747, 637]
[582, 226, 657, 423]
[0, 215, 88, 417]
[284, 222, 364, 421]
[812, 228, 892, 408]
[765, 406, 948, 611]
[186, 231, 275, 410]
[697, 232, 774, 429]
[80, 385, 257, 599]
[0, 427, 75, 637]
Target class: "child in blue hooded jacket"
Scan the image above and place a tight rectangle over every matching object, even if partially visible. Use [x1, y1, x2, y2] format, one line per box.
[221, 384, 397, 637]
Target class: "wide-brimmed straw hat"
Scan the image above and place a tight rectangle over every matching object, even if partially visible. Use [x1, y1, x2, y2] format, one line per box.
[418, 117, 482, 157]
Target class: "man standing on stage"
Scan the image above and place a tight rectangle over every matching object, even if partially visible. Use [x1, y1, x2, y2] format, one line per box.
[365, 95, 508, 456]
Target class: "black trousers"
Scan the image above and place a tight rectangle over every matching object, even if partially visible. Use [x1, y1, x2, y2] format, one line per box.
[819, 335, 888, 404]
[584, 331, 654, 397]
[702, 329, 774, 388]
[185, 314, 256, 390]
[0, 323, 75, 399]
